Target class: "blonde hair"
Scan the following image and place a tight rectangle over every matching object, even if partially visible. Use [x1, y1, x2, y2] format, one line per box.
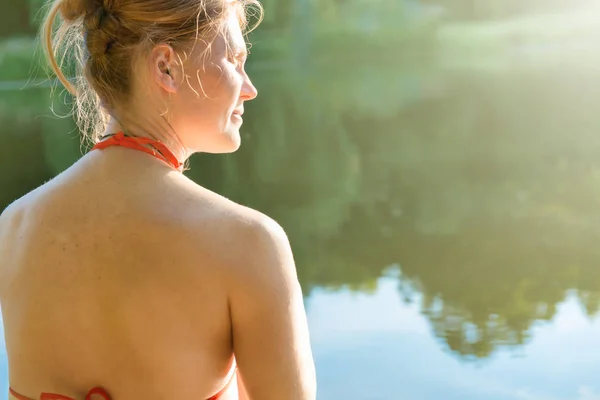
[40, 0, 263, 143]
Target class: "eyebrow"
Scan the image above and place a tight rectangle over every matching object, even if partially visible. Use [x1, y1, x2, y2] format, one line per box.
[225, 35, 248, 56]
[231, 43, 248, 58]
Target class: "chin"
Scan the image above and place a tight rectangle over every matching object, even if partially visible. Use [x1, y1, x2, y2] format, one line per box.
[216, 141, 241, 154]
[218, 131, 241, 153]
[197, 132, 241, 154]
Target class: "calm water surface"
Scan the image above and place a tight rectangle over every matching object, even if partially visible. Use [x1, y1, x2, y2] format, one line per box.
[310, 275, 600, 400]
[2, 62, 600, 399]
[2, 276, 600, 399]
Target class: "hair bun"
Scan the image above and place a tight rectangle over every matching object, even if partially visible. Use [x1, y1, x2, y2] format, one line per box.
[59, 0, 107, 23]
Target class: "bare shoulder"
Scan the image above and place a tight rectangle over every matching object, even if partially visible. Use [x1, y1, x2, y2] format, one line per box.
[0, 193, 30, 242]
[0, 195, 30, 295]
[179, 184, 316, 399]
[174, 175, 293, 271]
[221, 206, 297, 295]
[0, 178, 56, 231]
[0, 198, 18, 226]
[172, 179, 315, 398]
[170, 174, 301, 303]
[0, 202, 15, 248]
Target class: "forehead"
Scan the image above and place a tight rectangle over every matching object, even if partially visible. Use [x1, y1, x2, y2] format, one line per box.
[187, 8, 246, 61]
[223, 9, 246, 51]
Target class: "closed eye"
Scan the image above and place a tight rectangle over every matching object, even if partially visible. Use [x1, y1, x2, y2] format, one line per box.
[227, 44, 248, 67]
[234, 52, 247, 65]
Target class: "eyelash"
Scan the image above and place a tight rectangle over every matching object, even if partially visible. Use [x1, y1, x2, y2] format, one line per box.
[229, 52, 248, 67]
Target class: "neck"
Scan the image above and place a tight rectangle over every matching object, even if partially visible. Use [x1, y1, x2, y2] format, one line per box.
[104, 117, 189, 166]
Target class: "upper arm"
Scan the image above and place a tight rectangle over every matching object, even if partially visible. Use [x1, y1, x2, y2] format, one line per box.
[228, 216, 316, 400]
[0, 202, 19, 297]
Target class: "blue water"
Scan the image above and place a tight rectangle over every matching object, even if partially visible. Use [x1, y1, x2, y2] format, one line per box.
[308, 276, 600, 400]
[3, 273, 600, 400]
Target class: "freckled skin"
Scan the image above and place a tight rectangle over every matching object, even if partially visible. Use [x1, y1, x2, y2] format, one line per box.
[0, 6, 316, 400]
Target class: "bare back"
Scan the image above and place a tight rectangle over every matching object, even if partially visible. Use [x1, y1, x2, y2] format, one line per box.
[0, 148, 316, 399]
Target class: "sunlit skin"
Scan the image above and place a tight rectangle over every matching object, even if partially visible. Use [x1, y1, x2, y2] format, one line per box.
[110, 6, 257, 159]
[0, 4, 316, 400]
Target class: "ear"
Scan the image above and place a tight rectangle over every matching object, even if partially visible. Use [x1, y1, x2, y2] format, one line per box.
[150, 44, 179, 94]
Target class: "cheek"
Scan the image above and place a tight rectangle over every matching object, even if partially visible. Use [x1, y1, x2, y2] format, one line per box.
[198, 68, 243, 113]
[174, 64, 242, 123]
[210, 61, 243, 95]
[194, 61, 236, 93]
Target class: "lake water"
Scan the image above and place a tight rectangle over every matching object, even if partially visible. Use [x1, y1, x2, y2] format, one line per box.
[3, 60, 600, 399]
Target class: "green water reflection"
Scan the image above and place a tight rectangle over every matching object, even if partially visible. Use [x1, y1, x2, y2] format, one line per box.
[4, 62, 600, 353]
[3, 61, 600, 397]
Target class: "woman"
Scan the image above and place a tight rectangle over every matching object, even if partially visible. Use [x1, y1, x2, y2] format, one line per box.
[0, 0, 316, 399]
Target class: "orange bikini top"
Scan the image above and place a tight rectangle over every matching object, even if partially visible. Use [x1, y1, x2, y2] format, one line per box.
[9, 373, 235, 400]
[9, 369, 235, 400]
[9, 387, 111, 400]
[91, 131, 184, 172]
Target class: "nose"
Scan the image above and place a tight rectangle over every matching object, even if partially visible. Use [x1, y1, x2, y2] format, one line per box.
[240, 72, 258, 101]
